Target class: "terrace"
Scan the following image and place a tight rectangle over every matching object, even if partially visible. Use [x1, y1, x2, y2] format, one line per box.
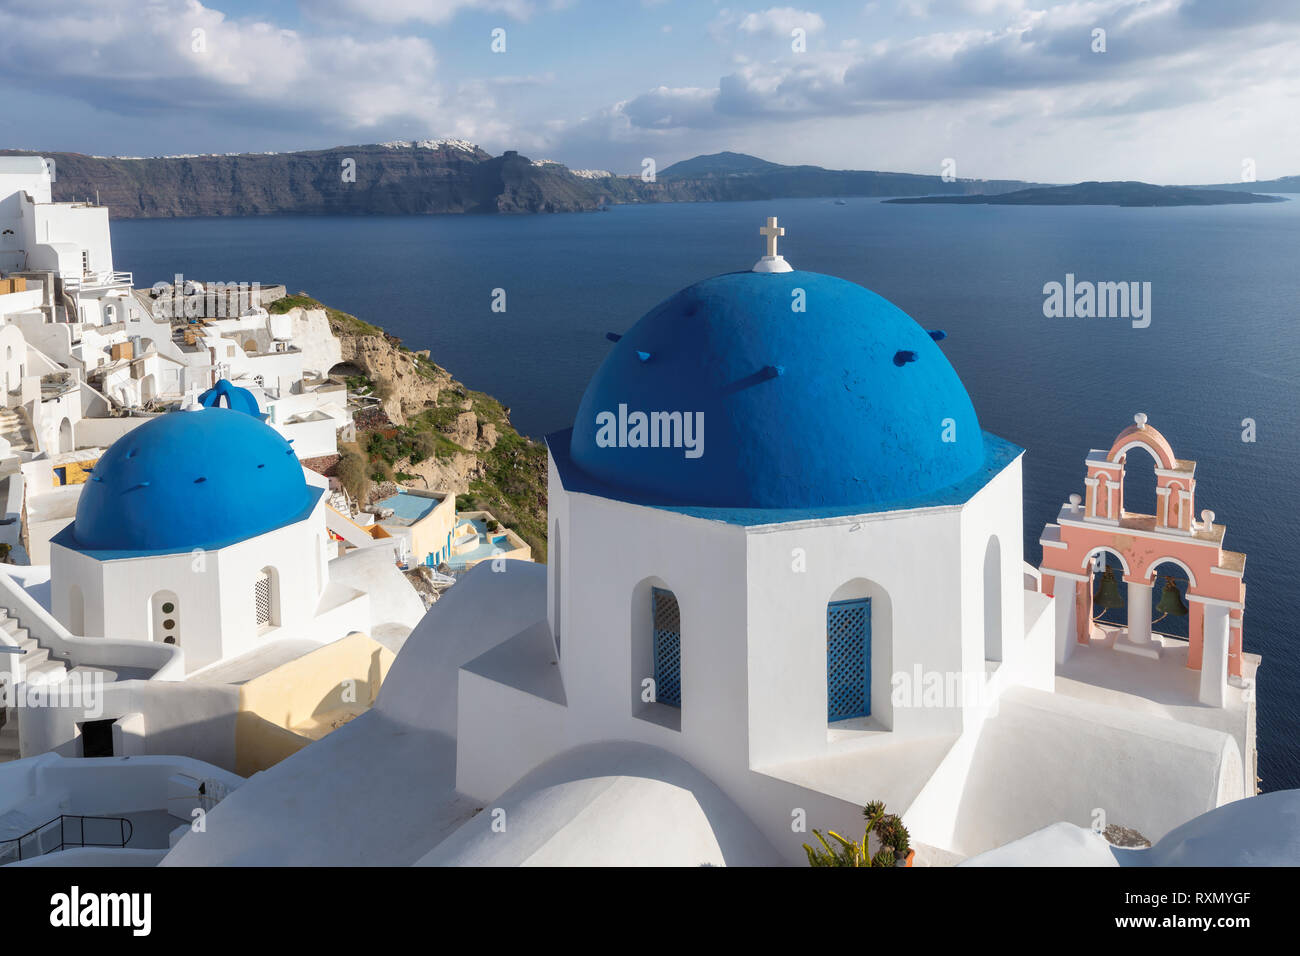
[446, 511, 531, 570]
[374, 488, 445, 527]
[63, 271, 134, 294]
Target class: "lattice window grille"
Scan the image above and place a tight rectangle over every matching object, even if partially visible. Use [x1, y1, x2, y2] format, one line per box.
[652, 587, 682, 708]
[255, 571, 272, 627]
[827, 598, 870, 722]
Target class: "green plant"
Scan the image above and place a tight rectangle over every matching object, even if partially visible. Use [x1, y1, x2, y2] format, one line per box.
[409, 430, 439, 464]
[875, 814, 901, 848]
[872, 847, 898, 867]
[895, 832, 910, 857]
[803, 829, 869, 867]
[802, 799, 912, 867]
[267, 292, 382, 336]
[335, 450, 370, 502]
[878, 816, 909, 858]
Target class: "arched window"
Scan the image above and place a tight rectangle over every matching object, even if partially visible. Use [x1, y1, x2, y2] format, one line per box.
[631, 579, 683, 730]
[652, 588, 681, 708]
[984, 536, 1003, 662]
[255, 567, 280, 629]
[1147, 559, 1194, 641]
[1084, 547, 1131, 631]
[1120, 445, 1160, 518]
[150, 591, 179, 645]
[827, 598, 871, 721]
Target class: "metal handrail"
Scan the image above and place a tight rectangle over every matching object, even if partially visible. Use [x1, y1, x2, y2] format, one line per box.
[0, 813, 134, 863]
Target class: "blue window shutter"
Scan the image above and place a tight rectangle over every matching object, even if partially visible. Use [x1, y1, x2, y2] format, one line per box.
[827, 598, 871, 721]
[652, 588, 682, 708]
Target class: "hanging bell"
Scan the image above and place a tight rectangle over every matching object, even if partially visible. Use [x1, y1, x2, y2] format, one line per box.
[1155, 576, 1189, 617]
[1093, 567, 1124, 609]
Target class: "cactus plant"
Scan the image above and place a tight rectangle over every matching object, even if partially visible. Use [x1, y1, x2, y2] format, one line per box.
[802, 799, 913, 867]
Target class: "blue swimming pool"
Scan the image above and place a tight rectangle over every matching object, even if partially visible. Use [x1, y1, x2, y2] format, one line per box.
[376, 491, 440, 524]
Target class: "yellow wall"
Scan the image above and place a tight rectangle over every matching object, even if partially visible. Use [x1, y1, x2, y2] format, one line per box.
[55, 457, 99, 486]
[234, 631, 394, 776]
[406, 492, 455, 564]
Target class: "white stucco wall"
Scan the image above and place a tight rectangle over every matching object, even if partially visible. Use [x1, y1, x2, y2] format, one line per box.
[463, 450, 1051, 862]
[29, 203, 113, 278]
[49, 502, 340, 673]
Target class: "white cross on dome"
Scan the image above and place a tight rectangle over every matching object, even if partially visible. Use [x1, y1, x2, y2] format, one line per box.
[752, 216, 793, 273]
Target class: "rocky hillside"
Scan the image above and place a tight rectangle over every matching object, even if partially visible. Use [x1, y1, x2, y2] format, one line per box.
[271, 294, 548, 559]
[4, 145, 1044, 218]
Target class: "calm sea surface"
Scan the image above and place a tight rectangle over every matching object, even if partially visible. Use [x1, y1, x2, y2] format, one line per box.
[111, 198, 1300, 791]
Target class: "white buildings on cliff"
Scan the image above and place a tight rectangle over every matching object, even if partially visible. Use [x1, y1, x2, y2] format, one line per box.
[0, 156, 358, 563]
[0, 156, 432, 834]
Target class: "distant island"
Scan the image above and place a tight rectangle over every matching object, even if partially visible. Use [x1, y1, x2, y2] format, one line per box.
[1188, 174, 1300, 194]
[884, 181, 1288, 207]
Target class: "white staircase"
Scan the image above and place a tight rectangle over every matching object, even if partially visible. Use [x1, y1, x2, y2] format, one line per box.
[0, 409, 33, 454]
[1, 611, 66, 686]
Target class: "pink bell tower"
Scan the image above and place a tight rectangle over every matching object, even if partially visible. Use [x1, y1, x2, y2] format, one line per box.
[1039, 414, 1247, 707]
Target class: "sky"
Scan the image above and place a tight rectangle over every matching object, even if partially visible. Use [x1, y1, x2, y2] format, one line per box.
[0, 0, 1297, 183]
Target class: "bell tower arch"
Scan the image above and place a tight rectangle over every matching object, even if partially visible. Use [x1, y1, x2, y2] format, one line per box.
[1039, 413, 1247, 708]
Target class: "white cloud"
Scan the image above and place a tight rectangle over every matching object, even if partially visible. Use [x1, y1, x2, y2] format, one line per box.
[0, 0, 485, 139]
[543, 0, 1300, 181]
[623, 87, 721, 130]
[633, 0, 1300, 128]
[0, 0, 1295, 183]
[736, 7, 827, 38]
[298, 0, 536, 27]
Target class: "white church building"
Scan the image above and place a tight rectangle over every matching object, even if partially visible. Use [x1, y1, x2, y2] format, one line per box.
[152, 221, 1258, 867]
[46, 393, 349, 674]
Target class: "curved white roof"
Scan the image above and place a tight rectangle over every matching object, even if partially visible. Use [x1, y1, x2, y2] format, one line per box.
[963, 789, 1300, 867]
[417, 741, 782, 867]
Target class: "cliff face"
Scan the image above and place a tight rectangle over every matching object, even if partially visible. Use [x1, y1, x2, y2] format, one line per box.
[8, 144, 611, 218]
[276, 294, 548, 557]
[17, 143, 529, 217]
[4, 146, 1042, 218]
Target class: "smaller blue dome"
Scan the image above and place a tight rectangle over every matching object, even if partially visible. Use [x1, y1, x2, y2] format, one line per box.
[69, 406, 318, 555]
[199, 379, 262, 418]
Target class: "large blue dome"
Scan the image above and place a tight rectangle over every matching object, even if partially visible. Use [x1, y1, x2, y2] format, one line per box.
[69, 406, 319, 555]
[568, 270, 985, 511]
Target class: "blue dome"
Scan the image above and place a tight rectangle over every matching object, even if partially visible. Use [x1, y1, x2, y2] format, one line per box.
[569, 270, 984, 510]
[70, 406, 318, 555]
